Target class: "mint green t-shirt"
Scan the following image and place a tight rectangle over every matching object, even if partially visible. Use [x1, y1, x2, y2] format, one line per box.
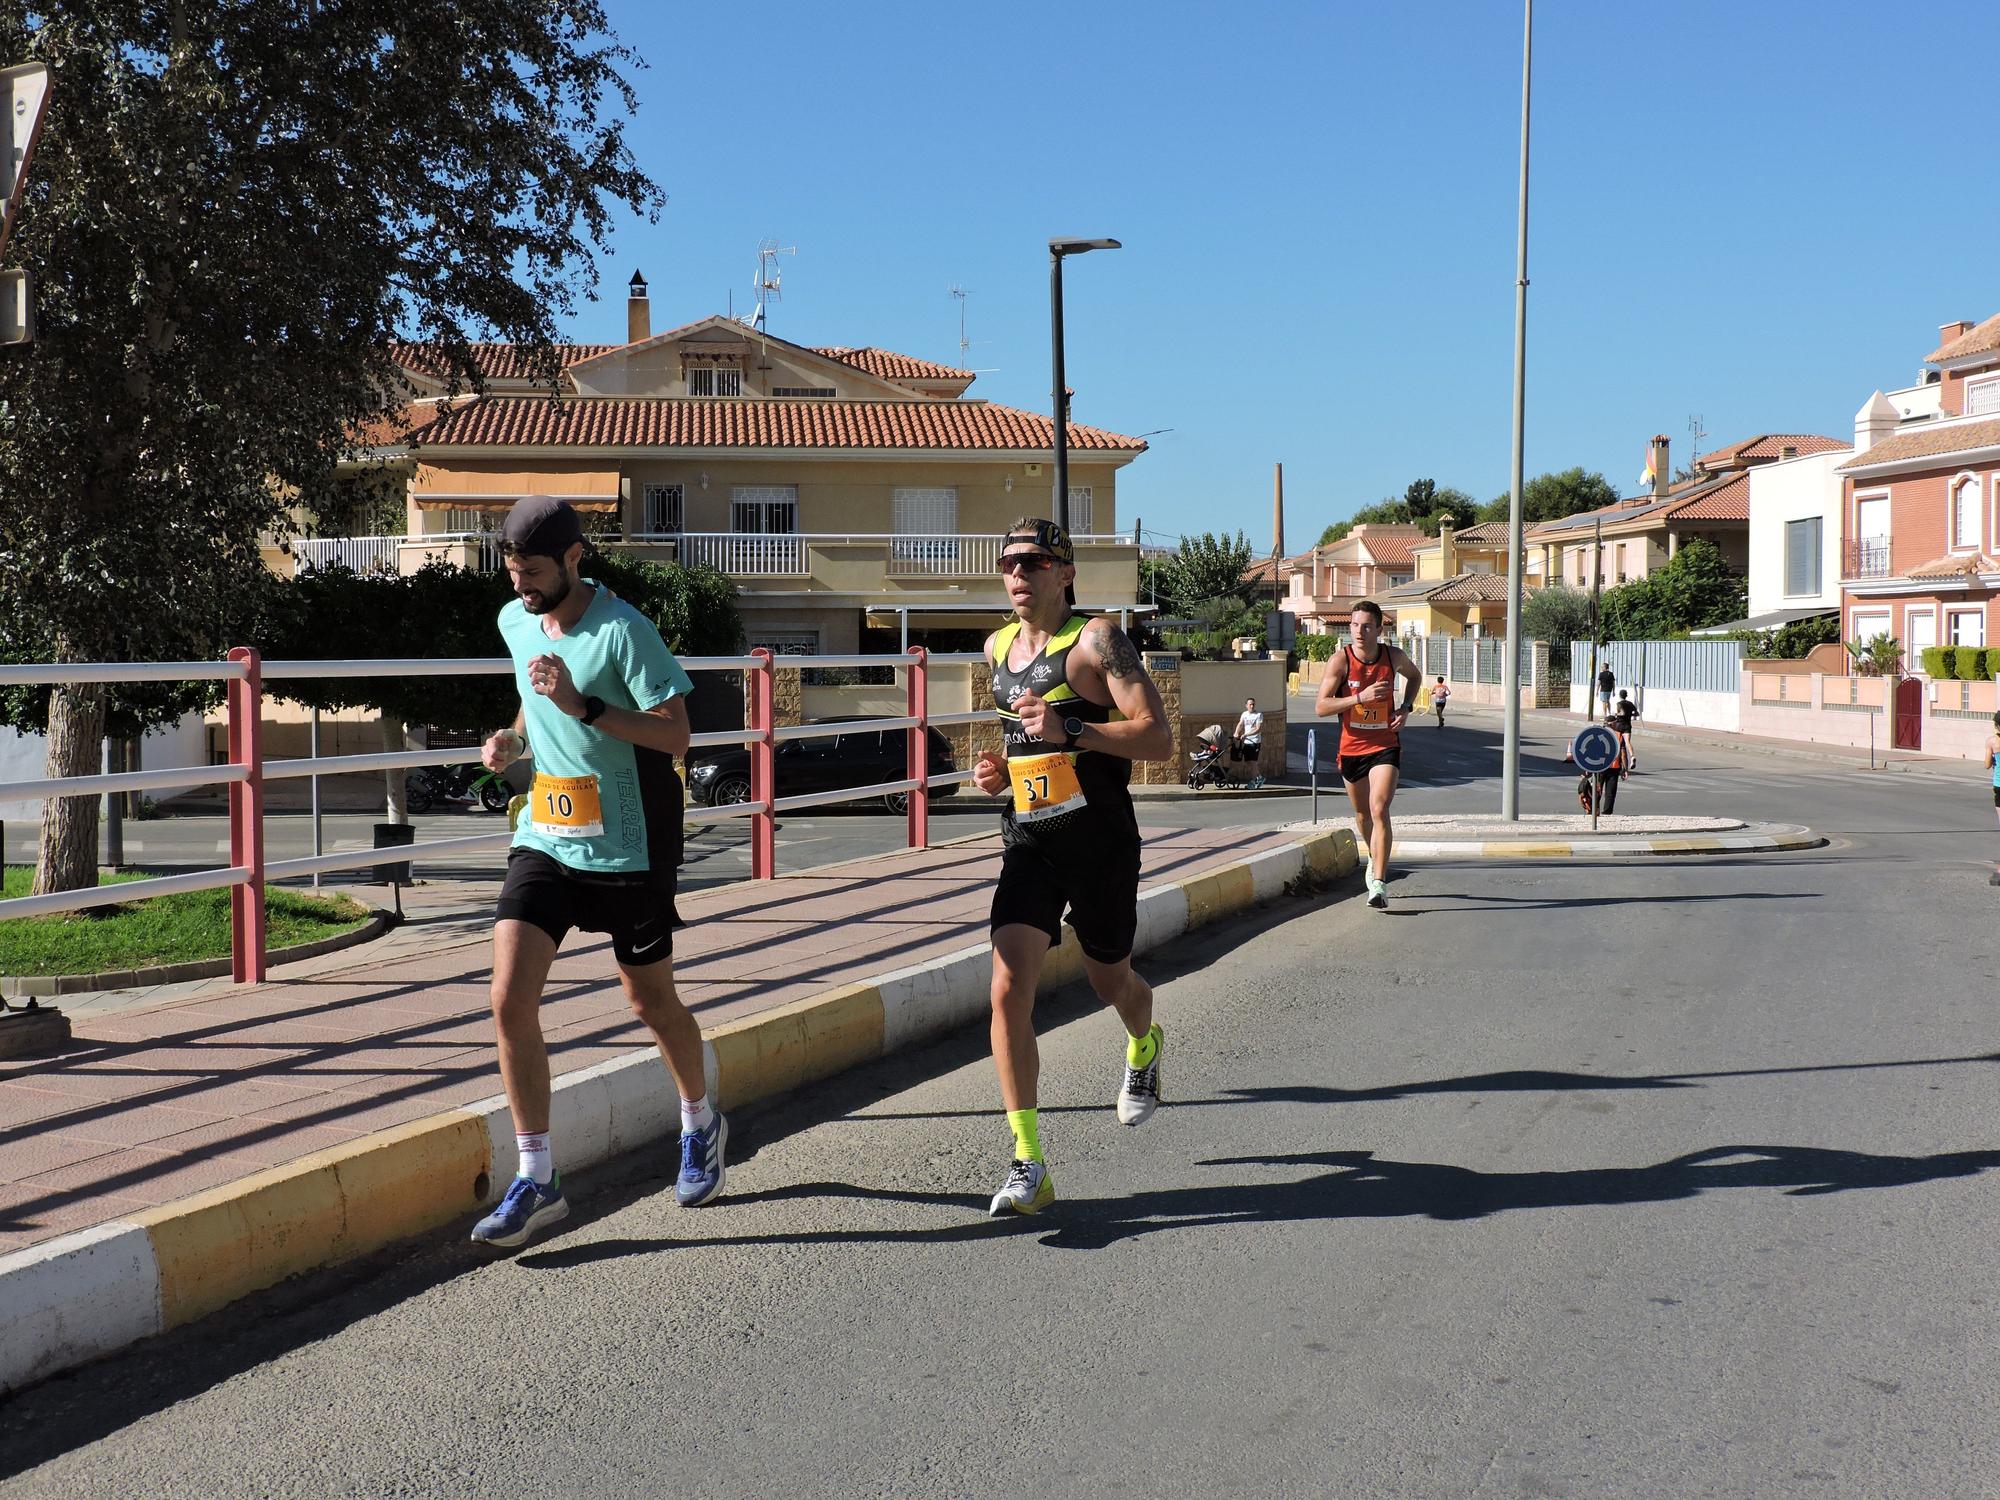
[499, 584, 695, 875]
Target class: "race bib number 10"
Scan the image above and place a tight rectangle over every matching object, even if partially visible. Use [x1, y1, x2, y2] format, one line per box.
[1009, 751, 1087, 823]
[529, 773, 605, 838]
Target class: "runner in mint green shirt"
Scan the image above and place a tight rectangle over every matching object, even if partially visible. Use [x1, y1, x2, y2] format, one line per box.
[469, 496, 727, 1250]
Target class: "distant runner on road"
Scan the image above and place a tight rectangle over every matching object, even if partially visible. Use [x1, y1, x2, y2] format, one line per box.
[1315, 601, 1422, 910]
[971, 518, 1173, 1217]
[1431, 676, 1450, 729]
[1986, 712, 2000, 883]
[469, 496, 723, 1250]
[1611, 689, 1640, 770]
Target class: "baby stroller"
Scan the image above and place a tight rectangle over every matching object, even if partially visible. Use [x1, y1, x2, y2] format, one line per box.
[1187, 724, 1263, 790]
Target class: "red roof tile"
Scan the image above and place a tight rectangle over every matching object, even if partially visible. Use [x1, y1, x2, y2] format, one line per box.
[1668, 472, 1749, 521]
[392, 343, 619, 383]
[1927, 312, 2000, 364]
[812, 347, 973, 385]
[1836, 416, 2000, 471]
[409, 396, 1146, 453]
[1697, 434, 1847, 468]
[1907, 552, 2000, 579]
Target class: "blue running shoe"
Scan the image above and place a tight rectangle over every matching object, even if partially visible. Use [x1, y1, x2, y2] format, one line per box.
[470, 1174, 568, 1249]
[676, 1111, 728, 1207]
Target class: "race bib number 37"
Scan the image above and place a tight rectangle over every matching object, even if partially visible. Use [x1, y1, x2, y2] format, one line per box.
[529, 773, 605, 838]
[1009, 751, 1087, 823]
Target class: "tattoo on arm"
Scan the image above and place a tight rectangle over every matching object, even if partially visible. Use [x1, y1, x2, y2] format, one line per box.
[1095, 624, 1144, 680]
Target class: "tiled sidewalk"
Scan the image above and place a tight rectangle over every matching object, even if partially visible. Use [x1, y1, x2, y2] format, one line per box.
[0, 825, 1296, 1255]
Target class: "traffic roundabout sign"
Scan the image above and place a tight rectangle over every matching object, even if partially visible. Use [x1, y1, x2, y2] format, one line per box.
[1571, 725, 1620, 774]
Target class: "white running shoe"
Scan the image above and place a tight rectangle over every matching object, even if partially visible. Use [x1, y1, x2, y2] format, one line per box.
[1367, 878, 1389, 911]
[988, 1157, 1055, 1216]
[1116, 1023, 1164, 1126]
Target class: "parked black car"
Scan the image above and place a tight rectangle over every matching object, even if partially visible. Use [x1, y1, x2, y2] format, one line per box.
[687, 720, 959, 814]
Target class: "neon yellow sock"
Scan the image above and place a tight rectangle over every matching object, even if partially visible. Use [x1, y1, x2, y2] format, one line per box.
[1006, 1108, 1042, 1162]
[1126, 1022, 1160, 1070]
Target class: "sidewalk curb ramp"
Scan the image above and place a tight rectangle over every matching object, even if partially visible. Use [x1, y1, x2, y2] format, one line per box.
[0, 827, 1358, 1395]
[1395, 824, 1824, 860]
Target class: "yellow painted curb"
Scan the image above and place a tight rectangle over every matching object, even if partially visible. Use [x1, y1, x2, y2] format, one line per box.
[709, 981, 886, 1110]
[139, 1113, 488, 1330]
[1492, 843, 1573, 858]
[1648, 839, 1698, 853]
[1182, 864, 1256, 929]
[1302, 829, 1359, 881]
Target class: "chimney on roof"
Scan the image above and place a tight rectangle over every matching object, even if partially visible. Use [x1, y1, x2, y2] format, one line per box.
[1650, 435, 1670, 503]
[1940, 319, 1975, 349]
[627, 270, 650, 344]
[1854, 391, 1898, 454]
[1437, 516, 1457, 578]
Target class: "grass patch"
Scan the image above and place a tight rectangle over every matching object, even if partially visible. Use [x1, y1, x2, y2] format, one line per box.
[1, 867, 374, 976]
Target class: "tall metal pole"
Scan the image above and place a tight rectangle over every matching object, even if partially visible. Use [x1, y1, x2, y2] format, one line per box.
[1050, 251, 1069, 532]
[1588, 514, 1603, 716]
[1500, 0, 1533, 819]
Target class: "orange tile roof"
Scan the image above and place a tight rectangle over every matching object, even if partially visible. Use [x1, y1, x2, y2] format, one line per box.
[351, 401, 452, 448]
[1907, 552, 2000, 579]
[409, 396, 1146, 453]
[1358, 532, 1423, 567]
[813, 347, 973, 385]
[1427, 573, 1519, 604]
[1697, 434, 1847, 468]
[1419, 520, 1514, 547]
[1927, 312, 2000, 364]
[392, 343, 619, 383]
[1836, 417, 2000, 471]
[1668, 472, 1750, 521]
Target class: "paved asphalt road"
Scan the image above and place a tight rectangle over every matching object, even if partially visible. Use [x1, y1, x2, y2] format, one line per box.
[4, 718, 1998, 1496]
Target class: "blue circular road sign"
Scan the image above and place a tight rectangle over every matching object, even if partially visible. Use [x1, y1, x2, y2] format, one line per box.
[1572, 725, 1620, 774]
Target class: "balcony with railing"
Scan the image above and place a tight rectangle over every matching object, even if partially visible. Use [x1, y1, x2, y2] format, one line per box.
[1844, 536, 1893, 580]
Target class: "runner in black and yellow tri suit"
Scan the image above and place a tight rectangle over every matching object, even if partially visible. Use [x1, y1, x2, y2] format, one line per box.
[972, 519, 1174, 1216]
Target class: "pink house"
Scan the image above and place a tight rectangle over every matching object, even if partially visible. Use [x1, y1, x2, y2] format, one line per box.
[1272, 523, 1423, 635]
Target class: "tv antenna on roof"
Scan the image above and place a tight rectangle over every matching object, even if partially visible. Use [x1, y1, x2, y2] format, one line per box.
[949, 285, 973, 368]
[1688, 412, 1707, 476]
[751, 237, 795, 333]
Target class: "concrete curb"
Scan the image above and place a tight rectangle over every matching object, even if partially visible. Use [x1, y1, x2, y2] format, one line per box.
[0, 912, 394, 1000]
[1393, 825, 1824, 860]
[0, 827, 1358, 1396]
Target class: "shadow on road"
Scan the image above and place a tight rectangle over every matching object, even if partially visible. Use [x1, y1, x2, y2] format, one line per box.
[520, 1142, 2000, 1263]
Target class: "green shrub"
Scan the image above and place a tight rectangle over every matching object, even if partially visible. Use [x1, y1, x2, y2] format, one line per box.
[1957, 646, 1989, 681]
[1922, 646, 1956, 678]
[1298, 633, 1344, 661]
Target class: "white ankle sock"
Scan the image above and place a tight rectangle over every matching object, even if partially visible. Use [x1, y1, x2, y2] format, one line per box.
[681, 1095, 714, 1134]
[516, 1132, 553, 1185]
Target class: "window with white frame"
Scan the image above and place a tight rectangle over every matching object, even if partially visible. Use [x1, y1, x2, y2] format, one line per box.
[1948, 608, 1985, 647]
[1906, 608, 1936, 663]
[688, 365, 743, 397]
[642, 484, 684, 535]
[1954, 476, 1980, 550]
[1850, 610, 1890, 645]
[1784, 516, 1822, 597]
[1067, 487, 1094, 535]
[1967, 373, 2000, 417]
[731, 485, 798, 533]
[891, 487, 960, 571]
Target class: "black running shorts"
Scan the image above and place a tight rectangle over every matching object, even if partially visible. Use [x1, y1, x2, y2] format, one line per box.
[496, 847, 679, 968]
[1339, 747, 1402, 784]
[990, 836, 1142, 965]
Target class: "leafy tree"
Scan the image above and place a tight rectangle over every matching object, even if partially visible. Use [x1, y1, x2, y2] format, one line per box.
[1736, 614, 1840, 660]
[1319, 483, 1479, 546]
[1520, 585, 1596, 647]
[0, 5, 663, 893]
[1162, 531, 1256, 616]
[1477, 468, 1620, 525]
[1598, 539, 1746, 639]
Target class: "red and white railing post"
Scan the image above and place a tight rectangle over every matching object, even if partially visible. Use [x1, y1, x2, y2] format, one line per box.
[747, 648, 776, 880]
[905, 646, 929, 850]
[226, 646, 267, 983]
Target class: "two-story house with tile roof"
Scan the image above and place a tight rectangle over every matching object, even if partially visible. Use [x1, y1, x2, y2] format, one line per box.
[1837, 314, 2000, 665]
[1378, 520, 1544, 637]
[342, 274, 1147, 655]
[1264, 524, 1424, 636]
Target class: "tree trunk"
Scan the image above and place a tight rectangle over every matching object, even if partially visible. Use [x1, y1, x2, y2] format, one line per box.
[33, 680, 107, 895]
[381, 713, 415, 824]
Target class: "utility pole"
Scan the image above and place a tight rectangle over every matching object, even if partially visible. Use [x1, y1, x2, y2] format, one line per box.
[1587, 514, 1603, 717]
[1499, 0, 1532, 819]
[1272, 462, 1285, 649]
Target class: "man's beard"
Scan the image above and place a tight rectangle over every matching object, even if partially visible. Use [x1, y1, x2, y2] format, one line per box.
[521, 571, 574, 615]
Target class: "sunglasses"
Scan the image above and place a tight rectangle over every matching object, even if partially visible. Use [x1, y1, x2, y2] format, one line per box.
[998, 552, 1059, 575]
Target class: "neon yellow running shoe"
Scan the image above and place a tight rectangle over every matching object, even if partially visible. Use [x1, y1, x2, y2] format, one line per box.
[987, 1157, 1055, 1216]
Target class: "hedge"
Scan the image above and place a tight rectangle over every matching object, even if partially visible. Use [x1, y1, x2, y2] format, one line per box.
[1958, 646, 1991, 681]
[1922, 646, 1957, 679]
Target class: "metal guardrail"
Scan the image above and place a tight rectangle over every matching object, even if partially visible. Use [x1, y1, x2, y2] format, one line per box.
[0, 646, 972, 983]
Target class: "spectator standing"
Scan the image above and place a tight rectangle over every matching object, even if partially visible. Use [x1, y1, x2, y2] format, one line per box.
[1597, 665, 1616, 715]
[1231, 697, 1265, 764]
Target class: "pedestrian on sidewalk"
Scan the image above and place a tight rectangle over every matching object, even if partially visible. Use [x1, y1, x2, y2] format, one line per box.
[1231, 697, 1264, 764]
[1431, 675, 1450, 729]
[1597, 665, 1616, 715]
[1611, 689, 1640, 770]
[1316, 600, 1422, 911]
[469, 496, 724, 1250]
[972, 518, 1173, 1217]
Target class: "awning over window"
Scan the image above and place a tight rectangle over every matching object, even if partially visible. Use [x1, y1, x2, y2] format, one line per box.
[411, 467, 621, 513]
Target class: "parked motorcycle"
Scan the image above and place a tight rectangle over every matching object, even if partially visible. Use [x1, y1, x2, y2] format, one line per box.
[405, 762, 513, 815]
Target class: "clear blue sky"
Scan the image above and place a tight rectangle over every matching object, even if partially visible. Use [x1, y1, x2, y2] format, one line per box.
[558, 0, 2000, 550]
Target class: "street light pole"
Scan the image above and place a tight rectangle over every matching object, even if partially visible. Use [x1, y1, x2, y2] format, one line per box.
[1048, 237, 1120, 532]
[1501, 0, 1532, 821]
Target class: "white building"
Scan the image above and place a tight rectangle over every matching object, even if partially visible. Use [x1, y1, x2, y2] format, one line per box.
[1745, 443, 1851, 624]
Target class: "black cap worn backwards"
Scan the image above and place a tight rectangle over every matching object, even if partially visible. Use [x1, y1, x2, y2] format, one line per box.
[1002, 518, 1074, 564]
[501, 495, 584, 559]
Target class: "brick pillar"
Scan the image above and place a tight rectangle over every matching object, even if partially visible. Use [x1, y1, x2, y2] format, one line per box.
[1144, 652, 1183, 784]
[1259, 709, 1286, 779]
[747, 663, 805, 730]
[944, 660, 1006, 770]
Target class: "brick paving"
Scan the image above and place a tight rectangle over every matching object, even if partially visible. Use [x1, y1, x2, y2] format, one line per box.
[0, 825, 1295, 1255]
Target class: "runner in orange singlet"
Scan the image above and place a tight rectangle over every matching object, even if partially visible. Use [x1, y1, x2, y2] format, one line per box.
[1314, 600, 1422, 910]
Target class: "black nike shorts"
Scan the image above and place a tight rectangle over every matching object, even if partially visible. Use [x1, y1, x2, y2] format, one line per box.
[496, 847, 680, 968]
[990, 835, 1142, 965]
[1339, 746, 1402, 783]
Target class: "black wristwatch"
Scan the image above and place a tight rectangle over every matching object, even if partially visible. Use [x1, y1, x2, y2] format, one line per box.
[1062, 715, 1086, 748]
[578, 694, 608, 727]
